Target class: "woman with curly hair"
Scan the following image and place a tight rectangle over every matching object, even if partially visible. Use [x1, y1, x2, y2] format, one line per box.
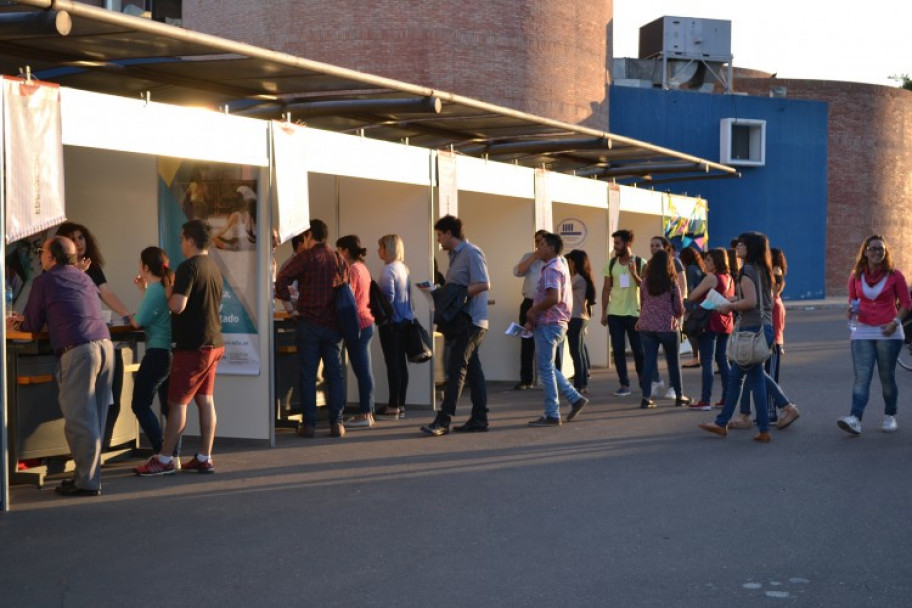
[55, 221, 130, 321]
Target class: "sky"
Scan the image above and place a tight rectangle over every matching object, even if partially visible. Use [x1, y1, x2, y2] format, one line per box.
[613, 1, 911, 88]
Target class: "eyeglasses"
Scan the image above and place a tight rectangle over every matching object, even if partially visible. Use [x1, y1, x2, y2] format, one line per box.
[867, 246, 885, 253]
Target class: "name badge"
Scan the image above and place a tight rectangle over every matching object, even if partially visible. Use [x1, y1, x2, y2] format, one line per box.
[619, 273, 631, 289]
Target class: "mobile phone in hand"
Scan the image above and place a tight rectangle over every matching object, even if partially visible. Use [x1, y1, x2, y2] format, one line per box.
[416, 281, 432, 288]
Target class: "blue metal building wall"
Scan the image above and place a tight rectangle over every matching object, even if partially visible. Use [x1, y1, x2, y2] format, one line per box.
[609, 86, 828, 300]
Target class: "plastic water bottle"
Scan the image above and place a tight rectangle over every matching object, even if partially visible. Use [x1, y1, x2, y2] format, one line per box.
[848, 299, 860, 331]
[5, 282, 13, 317]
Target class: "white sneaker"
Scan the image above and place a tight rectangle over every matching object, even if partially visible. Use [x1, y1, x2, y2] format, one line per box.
[651, 381, 664, 395]
[837, 415, 862, 435]
[664, 387, 677, 400]
[882, 415, 898, 433]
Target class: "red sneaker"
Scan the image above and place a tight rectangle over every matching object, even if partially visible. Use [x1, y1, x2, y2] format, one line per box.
[134, 457, 175, 477]
[689, 401, 713, 411]
[181, 455, 215, 474]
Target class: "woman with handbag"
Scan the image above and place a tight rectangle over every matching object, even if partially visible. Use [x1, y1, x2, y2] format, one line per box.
[837, 235, 912, 435]
[375, 234, 414, 420]
[680, 246, 706, 369]
[637, 249, 690, 408]
[565, 250, 595, 394]
[699, 232, 797, 442]
[336, 235, 376, 428]
[685, 248, 734, 411]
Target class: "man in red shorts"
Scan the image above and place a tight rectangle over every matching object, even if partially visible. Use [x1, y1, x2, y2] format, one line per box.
[135, 220, 224, 476]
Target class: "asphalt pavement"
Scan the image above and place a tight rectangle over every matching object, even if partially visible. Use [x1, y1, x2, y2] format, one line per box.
[2, 307, 911, 608]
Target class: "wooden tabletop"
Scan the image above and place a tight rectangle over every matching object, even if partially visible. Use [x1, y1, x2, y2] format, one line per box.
[6, 324, 140, 341]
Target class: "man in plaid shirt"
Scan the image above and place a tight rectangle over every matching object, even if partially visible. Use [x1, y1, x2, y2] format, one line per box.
[275, 219, 349, 438]
[523, 232, 588, 426]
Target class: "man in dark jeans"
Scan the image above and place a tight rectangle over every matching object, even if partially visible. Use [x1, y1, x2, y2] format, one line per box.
[600, 229, 646, 397]
[275, 219, 349, 439]
[420, 215, 490, 436]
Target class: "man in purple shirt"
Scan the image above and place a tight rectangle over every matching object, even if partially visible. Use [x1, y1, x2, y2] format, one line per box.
[523, 232, 588, 426]
[8, 235, 113, 497]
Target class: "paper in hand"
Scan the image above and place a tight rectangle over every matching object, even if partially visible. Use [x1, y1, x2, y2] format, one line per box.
[506, 322, 533, 339]
[700, 288, 730, 310]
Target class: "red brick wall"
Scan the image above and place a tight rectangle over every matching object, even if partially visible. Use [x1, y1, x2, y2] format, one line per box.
[737, 78, 912, 296]
[182, 0, 613, 128]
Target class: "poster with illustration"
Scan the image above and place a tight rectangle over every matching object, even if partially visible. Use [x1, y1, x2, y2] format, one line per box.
[158, 158, 260, 375]
[663, 194, 708, 253]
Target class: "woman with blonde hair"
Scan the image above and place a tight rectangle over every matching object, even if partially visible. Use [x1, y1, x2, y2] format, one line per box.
[837, 235, 911, 435]
[375, 234, 414, 419]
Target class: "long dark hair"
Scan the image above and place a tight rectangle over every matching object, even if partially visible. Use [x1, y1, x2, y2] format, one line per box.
[645, 249, 676, 296]
[336, 235, 367, 262]
[705, 248, 730, 276]
[56, 221, 104, 267]
[737, 232, 773, 291]
[565, 249, 596, 306]
[679, 246, 705, 272]
[770, 247, 787, 294]
[140, 246, 174, 289]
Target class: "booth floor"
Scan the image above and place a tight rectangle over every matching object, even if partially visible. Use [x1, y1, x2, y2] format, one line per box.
[2, 307, 912, 608]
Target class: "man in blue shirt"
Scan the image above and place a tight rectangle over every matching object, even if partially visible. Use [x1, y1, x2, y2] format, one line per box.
[420, 215, 490, 436]
[9, 235, 113, 497]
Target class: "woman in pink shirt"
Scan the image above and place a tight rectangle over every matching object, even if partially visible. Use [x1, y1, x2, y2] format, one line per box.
[838, 235, 912, 435]
[336, 235, 376, 428]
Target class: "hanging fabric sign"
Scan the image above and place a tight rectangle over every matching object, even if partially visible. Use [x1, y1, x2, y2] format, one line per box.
[3, 76, 66, 243]
[534, 168, 552, 232]
[437, 150, 458, 218]
[270, 121, 310, 245]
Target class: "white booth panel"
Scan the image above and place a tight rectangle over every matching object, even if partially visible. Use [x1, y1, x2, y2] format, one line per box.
[64, 147, 270, 441]
[338, 177, 435, 406]
[548, 173, 609, 209]
[454, 156, 535, 199]
[552, 202, 610, 368]
[619, 212, 666, 260]
[304, 128, 431, 186]
[448, 192, 534, 382]
[61, 88, 269, 167]
[617, 185, 664, 216]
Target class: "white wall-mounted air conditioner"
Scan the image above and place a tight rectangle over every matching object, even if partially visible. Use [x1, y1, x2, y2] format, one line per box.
[720, 118, 766, 166]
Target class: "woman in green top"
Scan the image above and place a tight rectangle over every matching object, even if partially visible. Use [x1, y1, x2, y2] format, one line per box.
[129, 247, 180, 460]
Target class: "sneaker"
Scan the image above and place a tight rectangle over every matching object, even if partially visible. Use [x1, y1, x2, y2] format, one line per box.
[514, 383, 533, 390]
[688, 401, 713, 411]
[664, 387, 677, 400]
[567, 397, 589, 422]
[651, 381, 665, 395]
[728, 415, 754, 429]
[182, 455, 214, 474]
[837, 415, 862, 435]
[776, 404, 800, 430]
[640, 398, 656, 409]
[882, 415, 898, 433]
[134, 456, 175, 477]
[614, 386, 631, 397]
[753, 431, 772, 443]
[420, 420, 450, 436]
[675, 396, 693, 407]
[698, 422, 728, 437]
[345, 414, 375, 428]
[528, 416, 562, 427]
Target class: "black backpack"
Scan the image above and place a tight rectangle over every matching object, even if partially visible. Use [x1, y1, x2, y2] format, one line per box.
[368, 279, 395, 327]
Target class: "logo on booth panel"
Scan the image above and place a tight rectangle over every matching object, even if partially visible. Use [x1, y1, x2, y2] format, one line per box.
[557, 218, 587, 249]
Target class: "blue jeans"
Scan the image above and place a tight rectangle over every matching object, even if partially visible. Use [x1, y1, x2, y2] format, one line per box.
[296, 319, 345, 427]
[640, 331, 682, 399]
[345, 324, 375, 414]
[535, 324, 583, 419]
[131, 347, 181, 457]
[440, 321, 487, 423]
[850, 338, 902, 419]
[697, 331, 730, 404]
[715, 325, 774, 432]
[607, 315, 643, 388]
[738, 345, 789, 419]
[567, 317, 590, 390]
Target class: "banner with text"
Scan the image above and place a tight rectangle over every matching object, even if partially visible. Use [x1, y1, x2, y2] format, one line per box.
[437, 150, 458, 218]
[3, 77, 66, 243]
[158, 158, 260, 375]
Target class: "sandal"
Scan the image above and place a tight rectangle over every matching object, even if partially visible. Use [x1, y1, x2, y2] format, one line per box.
[375, 407, 403, 419]
[682, 360, 701, 368]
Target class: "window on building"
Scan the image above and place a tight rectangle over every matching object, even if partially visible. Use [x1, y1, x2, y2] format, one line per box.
[720, 118, 765, 166]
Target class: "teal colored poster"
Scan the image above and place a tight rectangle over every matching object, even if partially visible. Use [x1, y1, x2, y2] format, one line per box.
[158, 158, 260, 375]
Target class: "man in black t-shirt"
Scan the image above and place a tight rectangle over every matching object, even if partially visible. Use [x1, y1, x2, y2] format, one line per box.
[135, 220, 224, 477]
